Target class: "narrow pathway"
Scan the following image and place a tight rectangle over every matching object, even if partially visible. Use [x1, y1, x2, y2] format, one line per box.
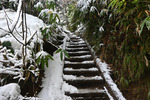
[63, 35, 110, 100]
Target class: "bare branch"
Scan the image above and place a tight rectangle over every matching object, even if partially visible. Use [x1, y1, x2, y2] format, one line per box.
[26, 31, 37, 44]
[0, 27, 9, 33]
[10, 0, 23, 32]
[3, 9, 23, 38]
[5, 17, 24, 45]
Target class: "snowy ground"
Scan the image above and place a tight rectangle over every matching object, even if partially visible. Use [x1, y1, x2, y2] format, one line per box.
[38, 53, 78, 100]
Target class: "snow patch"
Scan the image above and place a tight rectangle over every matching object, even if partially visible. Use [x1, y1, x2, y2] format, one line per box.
[64, 67, 98, 71]
[104, 86, 114, 100]
[38, 53, 75, 100]
[65, 60, 94, 64]
[34, 2, 44, 8]
[63, 75, 103, 80]
[96, 58, 126, 100]
[62, 82, 78, 93]
[0, 83, 23, 100]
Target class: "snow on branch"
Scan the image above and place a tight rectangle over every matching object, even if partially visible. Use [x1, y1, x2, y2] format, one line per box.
[10, 0, 22, 32]
[0, 68, 20, 76]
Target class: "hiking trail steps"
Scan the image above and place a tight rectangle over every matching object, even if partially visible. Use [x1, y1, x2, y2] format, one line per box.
[63, 35, 110, 100]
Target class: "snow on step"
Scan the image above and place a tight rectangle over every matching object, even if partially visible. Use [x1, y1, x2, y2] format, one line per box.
[75, 88, 106, 94]
[69, 55, 92, 59]
[70, 36, 80, 38]
[65, 88, 106, 95]
[69, 41, 86, 45]
[67, 45, 87, 48]
[64, 61, 96, 69]
[70, 39, 84, 43]
[71, 55, 92, 58]
[63, 75, 104, 88]
[65, 55, 93, 62]
[64, 67, 98, 71]
[71, 97, 107, 100]
[64, 67, 100, 76]
[70, 39, 83, 42]
[67, 51, 90, 56]
[65, 60, 94, 64]
[65, 89, 108, 99]
[66, 47, 89, 51]
[63, 75, 103, 81]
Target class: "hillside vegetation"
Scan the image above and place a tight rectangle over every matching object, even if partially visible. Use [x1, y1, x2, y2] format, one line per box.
[68, 0, 150, 99]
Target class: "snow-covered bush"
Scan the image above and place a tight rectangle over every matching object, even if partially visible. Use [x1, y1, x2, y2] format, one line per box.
[0, 8, 47, 96]
[0, 0, 70, 98]
[36, 51, 54, 69]
[38, 1, 61, 43]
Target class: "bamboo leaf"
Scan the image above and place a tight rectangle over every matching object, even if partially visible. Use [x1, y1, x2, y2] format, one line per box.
[55, 14, 60, 22]
[144, 10, 150, 16]
[138, 11, 143, 18]
[47, 55, 54, 60]
[126, 24, 131, 31]
[139, 16, 150, 35]
[41, 57, 44, 69]
[63, 50, 70, 59]
[55, 48, 62, 54]
[60, 51, 63, 61]
[36, 56, 41, 65]
[144, 56, 149, 67]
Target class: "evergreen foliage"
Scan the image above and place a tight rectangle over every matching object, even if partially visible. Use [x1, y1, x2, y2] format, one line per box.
[69, 0, 150, 99]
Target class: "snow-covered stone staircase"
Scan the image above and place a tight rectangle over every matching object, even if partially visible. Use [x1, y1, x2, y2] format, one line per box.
[63, 36, 109, 100]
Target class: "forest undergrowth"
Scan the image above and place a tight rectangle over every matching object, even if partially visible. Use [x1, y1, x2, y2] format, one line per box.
[68, 0, 150, 99]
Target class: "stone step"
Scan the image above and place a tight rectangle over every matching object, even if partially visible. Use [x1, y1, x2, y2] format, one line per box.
[63, 75, 104, 88]
[72, 97, 108, 100]
[67, 44, 87, 48]
[65, 88, 108, 100]
[69, 42, 86, 45]
[65, 55, 93, 62]
[64, 67, 100, 76]
[66, 47, 89, 52]
[70, 36, 80, 39]
[67, 51, 90, 56]
[64, 61, 96, 69]
[70, 39, 83, 42]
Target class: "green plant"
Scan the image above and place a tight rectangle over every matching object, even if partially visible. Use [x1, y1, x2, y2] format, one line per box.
[139, 16, 150, 35]
[36, 51, 54, 69]
[120, 75, 129, 89]
[55, 48, 70, 60]
[2, 41, 14, 53]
